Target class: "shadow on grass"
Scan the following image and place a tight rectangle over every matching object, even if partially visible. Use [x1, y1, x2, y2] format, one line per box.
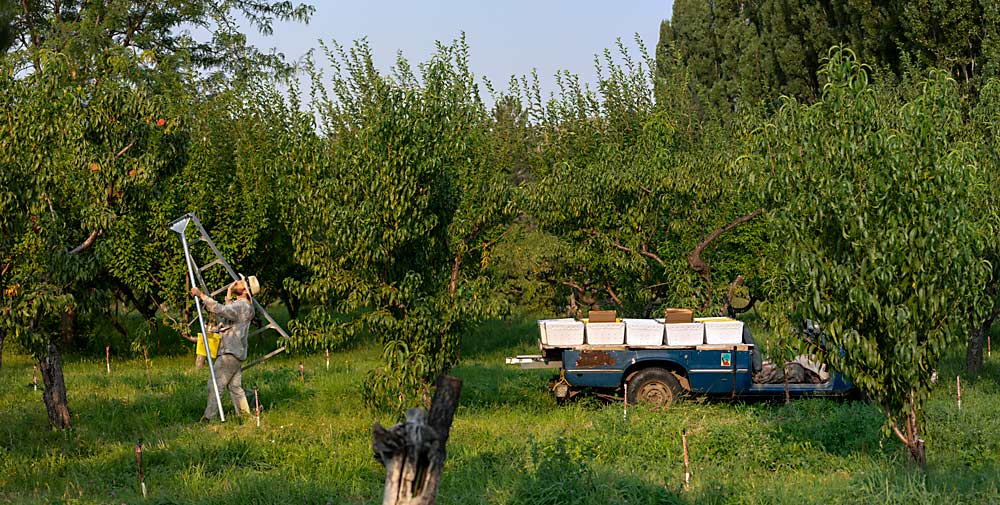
[756, 398, 886, 458]
[0, 359, 306, 462]
[494, 435, 743, 505]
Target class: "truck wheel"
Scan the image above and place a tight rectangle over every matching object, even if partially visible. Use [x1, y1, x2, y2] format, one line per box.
[627, 368, 683, 407]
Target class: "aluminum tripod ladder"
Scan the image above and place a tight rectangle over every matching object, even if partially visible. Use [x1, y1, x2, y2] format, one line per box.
[168, 213, 291, 376]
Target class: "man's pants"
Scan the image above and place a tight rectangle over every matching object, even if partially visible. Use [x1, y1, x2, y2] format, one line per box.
[204, 353, 251, 420]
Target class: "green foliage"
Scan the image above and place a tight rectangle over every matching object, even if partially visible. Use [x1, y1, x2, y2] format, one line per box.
[287, 36, 513, 412]
[7, 0, 313, 79]
[760, 47, 988, 459]
[660, 0, 998, 113]
[0, 48, 170, 356]
[508, 37, 766, 317]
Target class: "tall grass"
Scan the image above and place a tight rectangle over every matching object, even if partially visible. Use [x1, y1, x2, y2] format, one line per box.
[1, 316, 998, 504]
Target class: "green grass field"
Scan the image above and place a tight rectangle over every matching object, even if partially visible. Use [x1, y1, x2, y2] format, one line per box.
[1, 318, 998, 504]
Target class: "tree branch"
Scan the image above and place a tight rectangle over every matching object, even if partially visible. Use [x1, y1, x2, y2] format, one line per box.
[598, 229, 666, 267]
[886, 407, 909, 445]
[115, 139, 136, 158]
[687, 209, 764, 310]
[68, 230, 101, 255]
[605, 281, 622, 306]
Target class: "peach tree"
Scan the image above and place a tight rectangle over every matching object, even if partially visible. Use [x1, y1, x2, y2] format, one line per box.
[286, 38, 514, 412]
[760, 48, 987, 466]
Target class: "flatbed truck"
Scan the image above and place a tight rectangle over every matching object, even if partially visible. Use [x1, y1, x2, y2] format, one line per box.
[506, 328, 853, 405]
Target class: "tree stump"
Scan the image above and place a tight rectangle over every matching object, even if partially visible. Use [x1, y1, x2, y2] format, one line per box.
[372, 376, 462, 505]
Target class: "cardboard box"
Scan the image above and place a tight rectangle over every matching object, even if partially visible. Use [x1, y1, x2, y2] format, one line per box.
[664, 308, 694, 324]
[663, 322, 704, 346]
[544, 320, 585, 346]
[696, 317, 744, 345]
[585, 321, 625, 345]
[623, 318, 664, 346]
[588, 310, 618, 323]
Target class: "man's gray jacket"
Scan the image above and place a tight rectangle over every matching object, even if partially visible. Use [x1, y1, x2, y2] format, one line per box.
[203, 298, 254, 361]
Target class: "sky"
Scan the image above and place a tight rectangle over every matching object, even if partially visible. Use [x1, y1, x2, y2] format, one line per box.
[243, 0, 673, 101]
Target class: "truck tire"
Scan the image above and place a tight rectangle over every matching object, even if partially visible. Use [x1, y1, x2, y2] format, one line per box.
[627, 368, 683, 407]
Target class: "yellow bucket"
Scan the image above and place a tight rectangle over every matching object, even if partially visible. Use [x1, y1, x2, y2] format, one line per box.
[196, 332, 221, 359]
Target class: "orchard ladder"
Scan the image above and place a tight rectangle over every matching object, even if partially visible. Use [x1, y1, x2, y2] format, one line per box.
[168, 213, 291, 377]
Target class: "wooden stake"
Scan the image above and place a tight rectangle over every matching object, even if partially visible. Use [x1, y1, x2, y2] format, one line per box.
[299, 362, 304, 384]
[254, 388, 260, 428]
[989, 334, 992, 358]
[32, 365, 37, 391]
[325, 348, 330, 370]
[682, 429, 690, 487]
[106, 346, 111, 375]
[957, 375, 962, 410]
[623, 383, 628, 421]
[143, 348, 152, 390]
[784, 371, 790, 406]
[135, 441, 147, 498]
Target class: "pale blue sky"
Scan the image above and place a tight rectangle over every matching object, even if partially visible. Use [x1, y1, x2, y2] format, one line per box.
[246, 1, 673, 100]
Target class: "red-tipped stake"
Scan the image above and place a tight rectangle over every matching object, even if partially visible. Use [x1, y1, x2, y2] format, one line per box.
[682, 429, 691, 487]
[32, 365, 37, 391]
[135, 442, 147, 498]
[254, 388, 261, 428]
[957, 375, 962, 410]
[106, 346, 111, 375]
[299, 362, 304, 384]
[325, 348, 330, 370]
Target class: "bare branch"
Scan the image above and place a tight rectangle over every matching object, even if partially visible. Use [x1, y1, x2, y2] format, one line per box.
[598, 229, 666, 267]
[114, 139, 136, 159]
[605, 281, 622, 306]
[687, 208, 764, 310]
[68, 230, 101, 255]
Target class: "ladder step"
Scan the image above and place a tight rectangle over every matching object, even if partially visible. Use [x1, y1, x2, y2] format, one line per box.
[247, 326, 271, 338]
[210, 283, 234, 297]
[198, 258, 224, 272]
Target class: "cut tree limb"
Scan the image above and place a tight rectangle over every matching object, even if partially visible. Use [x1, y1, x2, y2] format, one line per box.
[687, 209, 763, 310]
[373, 376, 462, 505]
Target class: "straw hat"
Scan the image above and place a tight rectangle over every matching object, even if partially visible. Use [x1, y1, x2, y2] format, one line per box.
[239, 274, 260, 296]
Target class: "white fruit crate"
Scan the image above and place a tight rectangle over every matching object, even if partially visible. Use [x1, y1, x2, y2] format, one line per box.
[658, 320, 705, 346]
[537, 318, 575, 345]
[585, 322, 625, 345]
[543, 320, 585, 346]
[696, 317, 744, 345]
[623, 319, 664, 346]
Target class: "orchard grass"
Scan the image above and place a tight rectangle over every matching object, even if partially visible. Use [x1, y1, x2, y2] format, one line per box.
[1, 317, 998, 504]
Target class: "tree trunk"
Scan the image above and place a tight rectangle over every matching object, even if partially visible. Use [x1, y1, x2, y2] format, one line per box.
[966, 311, 995, 374]
[889, 392, 926, 469]
[966, 327, 985, 375]
[373, 375, 462, 505]
[39, 344, 71, 429]
[279, 284, 299, 320]
[60, 307, 76, 347]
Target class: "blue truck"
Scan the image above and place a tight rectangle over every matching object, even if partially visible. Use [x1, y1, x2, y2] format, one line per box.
[506, 325, 853, 405]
